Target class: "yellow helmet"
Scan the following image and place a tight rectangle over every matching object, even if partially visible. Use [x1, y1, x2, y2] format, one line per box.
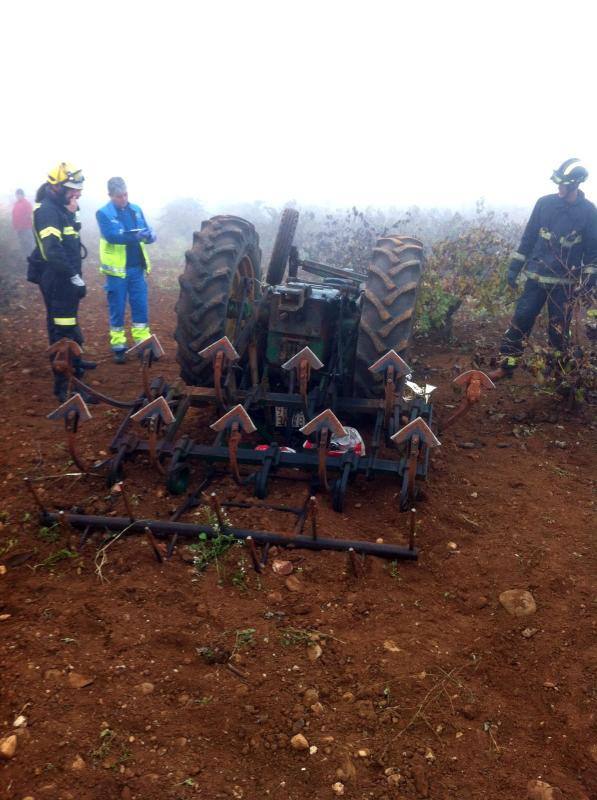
[47, 162, 85, 189]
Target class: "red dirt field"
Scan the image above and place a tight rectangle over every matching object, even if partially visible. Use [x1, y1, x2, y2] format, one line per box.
[0, 271, 595, 800]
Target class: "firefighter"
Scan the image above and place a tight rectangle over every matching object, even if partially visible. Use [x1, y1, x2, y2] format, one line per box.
[31, 162, 96, 401]
[491, 159, 597, 379]
[96, 177, 156, 364]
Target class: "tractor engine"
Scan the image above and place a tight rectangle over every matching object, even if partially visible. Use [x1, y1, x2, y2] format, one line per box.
[263, 280, 361, 394]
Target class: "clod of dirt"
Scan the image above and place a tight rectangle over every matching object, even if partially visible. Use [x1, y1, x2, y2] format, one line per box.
[44, 668, 63, 680]
[460, 703, 478, 720]
[290, 733, 309, 750]
[447, 541, 459, 552]
[499, 589, 537, 617]
[336, 757, 357, 781]
[307, 643, 323, 661]
[285, 576, 303, 592]
[0, 734, 17, 759]
[357, 748, 371, 758]
[303, 688, 319, 705]
[387, 772, 403, 787]
[272, 559, 293, 576]
[67, 672, 94, 689]
[0, 565, 6, 575]
[527, 779, 564, 800]
[12, 715, 26, 728]
[135, 682, 155, 695]
[267, 591, 283, 603]
[310, 701, 324, 715]
[522, 627, 538, 639]
[332, 782, 345, 796]
[71, 754, 86, 771]
[0, 613, 11, 621]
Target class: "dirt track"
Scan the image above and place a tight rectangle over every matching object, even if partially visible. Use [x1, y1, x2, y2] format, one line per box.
[0, 271, 595, 800]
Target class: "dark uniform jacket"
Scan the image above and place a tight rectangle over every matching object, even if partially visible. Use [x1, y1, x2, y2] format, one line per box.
[512, 191, 597, 282]
[31, 189, 82, 280]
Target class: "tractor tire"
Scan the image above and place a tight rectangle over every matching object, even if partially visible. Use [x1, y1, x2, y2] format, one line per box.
[174, 215, 262, 387]
[266, 208, 299, 285]
[354, 235, 423, 397]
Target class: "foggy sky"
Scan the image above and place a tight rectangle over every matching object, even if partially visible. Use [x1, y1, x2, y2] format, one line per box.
[1, 0, 595, 213]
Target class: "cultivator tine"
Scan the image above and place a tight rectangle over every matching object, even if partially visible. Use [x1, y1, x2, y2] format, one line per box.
[347, 547, 365, 578]
[409, 507, 417, 551]
[202, 491, 227, 531]
[112, 481, 135, 521]
[131, 397, 175, 473]
[48, 338, 83, 394]
[308, 496, 318, 540]
[47, 393, 93, 472]
[300, 409, 347, 492]
[144, 526, 166, 563]
[23, 477, 48, 514]
[369, 350, 411, 427]
[198, 336, 240, 407]
[282, 346, 324, 404]
[442, 370, 495, 431]
[127, 335, 166, 399]
[391, 418, 440, 506]
[210, 405, 257, 483]
[245, 536, 262, 573]
[77, 525, 92, 551]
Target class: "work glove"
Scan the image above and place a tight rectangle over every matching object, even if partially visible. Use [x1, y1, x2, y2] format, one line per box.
[70, 273, 87, 298]
[507, 260, 522, 290]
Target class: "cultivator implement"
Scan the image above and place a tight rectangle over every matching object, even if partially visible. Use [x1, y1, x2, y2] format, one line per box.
[37, 211, 496, 568]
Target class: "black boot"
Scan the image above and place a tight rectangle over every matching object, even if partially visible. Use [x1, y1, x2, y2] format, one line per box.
[113, 350, 127, 365]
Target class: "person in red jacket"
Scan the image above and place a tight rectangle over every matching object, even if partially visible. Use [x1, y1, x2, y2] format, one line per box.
[11, 188, 34, 260]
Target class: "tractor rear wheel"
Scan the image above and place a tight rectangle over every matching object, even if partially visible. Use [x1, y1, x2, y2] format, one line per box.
[266, 208, 299, 285]
[175, 215, 262, 386]
[354, 235, 423, 396]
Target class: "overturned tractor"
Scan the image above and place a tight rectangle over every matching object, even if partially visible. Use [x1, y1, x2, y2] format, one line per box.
[38, 211, 495, 564]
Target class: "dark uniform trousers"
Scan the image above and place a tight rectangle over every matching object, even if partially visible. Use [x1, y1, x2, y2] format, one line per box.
[500, 279, 573, 358]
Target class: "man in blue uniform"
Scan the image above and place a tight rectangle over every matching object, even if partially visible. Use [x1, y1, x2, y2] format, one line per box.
[492, 159, 597, 379]
[96, 177, 156, 363]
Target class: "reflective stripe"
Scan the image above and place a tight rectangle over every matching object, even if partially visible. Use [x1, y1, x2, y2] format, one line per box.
[587, 309, 597, 318]
[538, 227, 581, 248]
[54, 317, 76, 325]
[505, 356, 520, 367]
[39, 226, 62, 240]
[525, 271, 574, 286]
[511, 251, 526, 263]
[110, 328, 127, 347]
[63, 226, 79, 236]
[99, 239, 152, 276]
[131, 324, 151, 343]
[583, 265, 597, 274]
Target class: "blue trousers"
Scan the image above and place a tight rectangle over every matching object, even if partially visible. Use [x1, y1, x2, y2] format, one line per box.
[104, 267, 150, 351]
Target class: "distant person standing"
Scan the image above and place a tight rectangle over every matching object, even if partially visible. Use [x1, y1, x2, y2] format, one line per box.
[96, 177, 156, 363]
[12, 188, 34, 260]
